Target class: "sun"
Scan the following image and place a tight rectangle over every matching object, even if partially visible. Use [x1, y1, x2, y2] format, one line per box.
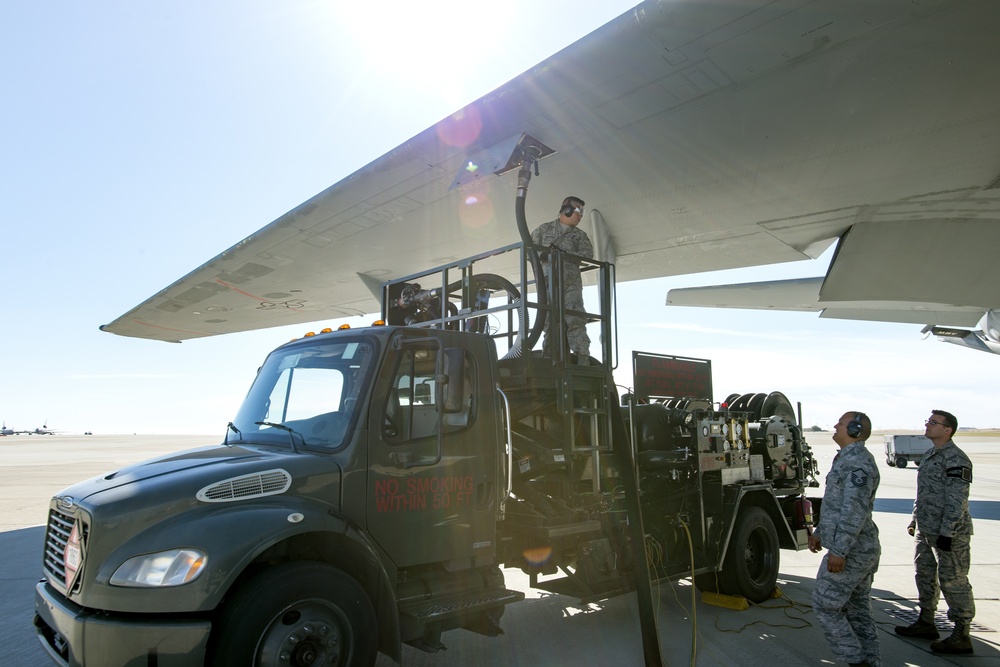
[333, 0, 514, 107]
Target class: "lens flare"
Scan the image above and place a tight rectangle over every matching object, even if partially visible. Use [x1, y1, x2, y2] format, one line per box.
[522, 546, 553, 566]
[458, 191, 493, 229]
[437, 106, 482, 148]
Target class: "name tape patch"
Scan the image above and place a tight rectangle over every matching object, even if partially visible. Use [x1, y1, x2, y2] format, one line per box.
[946, 466, 973, 483]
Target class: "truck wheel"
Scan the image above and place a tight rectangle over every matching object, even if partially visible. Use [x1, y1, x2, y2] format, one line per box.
[209, 562, 377, 667]
[895, 456, 907, 468]
[719, 506, 779, 603]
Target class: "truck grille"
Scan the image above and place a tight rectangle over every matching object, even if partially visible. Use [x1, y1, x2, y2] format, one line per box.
[196, 468, 291, 502]
[43, 506, 81, 591]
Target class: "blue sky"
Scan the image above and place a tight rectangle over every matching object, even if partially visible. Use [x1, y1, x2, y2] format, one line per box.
[2, 1, 996, 435]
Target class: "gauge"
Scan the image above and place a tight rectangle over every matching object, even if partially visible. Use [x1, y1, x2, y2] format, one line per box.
[722, 423, 729, 436]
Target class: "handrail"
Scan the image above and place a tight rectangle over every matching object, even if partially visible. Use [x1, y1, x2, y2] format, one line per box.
[496, 382, 513, 513]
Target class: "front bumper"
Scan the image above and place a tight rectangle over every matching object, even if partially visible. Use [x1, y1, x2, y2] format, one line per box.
[34, 580, 211, 666]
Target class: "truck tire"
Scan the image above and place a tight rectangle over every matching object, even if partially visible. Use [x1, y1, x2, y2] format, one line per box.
[895, 456, 907, 468]
[209, 562, 377, 667]
[719, 506, 779, 603]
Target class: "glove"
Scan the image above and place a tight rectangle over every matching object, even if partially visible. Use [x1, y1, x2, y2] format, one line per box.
[935, 535, 952, 551]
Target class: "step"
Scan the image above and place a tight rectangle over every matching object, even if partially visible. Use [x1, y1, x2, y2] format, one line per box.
[399, 588, 525, 623]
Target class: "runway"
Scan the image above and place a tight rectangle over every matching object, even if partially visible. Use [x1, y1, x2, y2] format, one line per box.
[2, 432, 999, 666]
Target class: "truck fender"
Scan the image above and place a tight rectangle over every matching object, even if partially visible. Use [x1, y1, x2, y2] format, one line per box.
[715, 486, 798, 561]
[222, 505, 403, 665]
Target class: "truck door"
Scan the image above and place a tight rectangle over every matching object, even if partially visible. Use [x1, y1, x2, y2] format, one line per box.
[368, 333, 499, 568]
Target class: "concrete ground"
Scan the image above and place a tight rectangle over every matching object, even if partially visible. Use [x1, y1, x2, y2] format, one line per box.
[2, 432, 998, 666]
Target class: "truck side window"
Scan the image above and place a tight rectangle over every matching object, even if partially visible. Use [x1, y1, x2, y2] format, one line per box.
[384, 346, 474, 443]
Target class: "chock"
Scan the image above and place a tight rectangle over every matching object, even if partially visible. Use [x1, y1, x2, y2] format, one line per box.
[701, 591, 749, 611]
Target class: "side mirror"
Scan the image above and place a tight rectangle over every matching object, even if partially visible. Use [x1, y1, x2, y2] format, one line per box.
[441, 348, 466, 414]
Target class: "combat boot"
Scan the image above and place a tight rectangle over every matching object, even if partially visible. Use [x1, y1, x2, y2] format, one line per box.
[894, 608, 940, 639]
[931, 620, 973, 654]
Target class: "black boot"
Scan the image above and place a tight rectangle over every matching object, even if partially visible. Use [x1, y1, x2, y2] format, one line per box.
[931, 620, 973, 654]
[894, 608, 940, 639]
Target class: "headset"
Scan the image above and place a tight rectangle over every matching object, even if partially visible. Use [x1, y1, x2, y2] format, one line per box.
[560, 196, 585, 217]
[847, 412, 866, 439]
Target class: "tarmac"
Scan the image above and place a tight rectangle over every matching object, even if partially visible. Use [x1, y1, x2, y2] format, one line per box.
[2, 432, 998, 666]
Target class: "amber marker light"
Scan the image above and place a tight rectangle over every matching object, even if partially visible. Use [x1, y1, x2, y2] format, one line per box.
[372, 319, 386, 326]
[338, 323, 351, 330]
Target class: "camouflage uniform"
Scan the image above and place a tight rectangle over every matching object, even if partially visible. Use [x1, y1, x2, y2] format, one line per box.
[530, 219, 593, 359]
[812, 441, 882, 666]
[910, 439, 975, 623]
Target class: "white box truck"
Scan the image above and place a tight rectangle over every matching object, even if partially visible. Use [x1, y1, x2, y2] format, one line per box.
[884, 434, 932, 468]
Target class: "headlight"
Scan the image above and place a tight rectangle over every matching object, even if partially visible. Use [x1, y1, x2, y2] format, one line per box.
[110, 549, 208, 587]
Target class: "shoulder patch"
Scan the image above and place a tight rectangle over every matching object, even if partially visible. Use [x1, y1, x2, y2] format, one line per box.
[850, 468, 869, 487]
[946, 466, 973, 483]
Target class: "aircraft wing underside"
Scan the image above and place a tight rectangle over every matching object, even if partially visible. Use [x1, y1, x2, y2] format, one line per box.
[667, 219, 1000, 326]
[100, 0, 1000, 343]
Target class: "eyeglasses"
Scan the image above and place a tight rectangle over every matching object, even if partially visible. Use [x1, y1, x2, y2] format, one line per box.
[572, 206, 585, 216]
[925, 419, 946, 427]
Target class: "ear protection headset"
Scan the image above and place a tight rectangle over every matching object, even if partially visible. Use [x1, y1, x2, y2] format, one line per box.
[559, 197, 585, 217]
[847, 412, 866, 438]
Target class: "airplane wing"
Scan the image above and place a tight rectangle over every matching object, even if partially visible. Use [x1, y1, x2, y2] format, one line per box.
[668, 220, 1000, 353]
[101, 0, 1000, 344]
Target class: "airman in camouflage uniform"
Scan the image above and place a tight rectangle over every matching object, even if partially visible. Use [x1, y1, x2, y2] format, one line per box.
[895, 409, 975, 654]
[530, 196, 593, 361]
[809, 411, 881, 667]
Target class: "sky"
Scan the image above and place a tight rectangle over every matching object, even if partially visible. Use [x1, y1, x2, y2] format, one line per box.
[1, 1, 997, 436]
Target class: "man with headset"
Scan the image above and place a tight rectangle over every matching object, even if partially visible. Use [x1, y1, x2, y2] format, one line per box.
[895, 409, 975, 654]
[809, 411, 881, 667]
[530, 195, 594, 362]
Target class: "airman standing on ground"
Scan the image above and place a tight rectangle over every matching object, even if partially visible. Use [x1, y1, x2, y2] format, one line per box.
[895, 409, 975, 654]
[810, 411, 881, 667]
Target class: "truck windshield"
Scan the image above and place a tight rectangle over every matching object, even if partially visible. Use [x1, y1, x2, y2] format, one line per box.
[229, 337, 375, 450]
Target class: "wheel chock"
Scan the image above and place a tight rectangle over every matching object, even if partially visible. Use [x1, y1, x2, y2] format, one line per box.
[700, 591, 749, 610]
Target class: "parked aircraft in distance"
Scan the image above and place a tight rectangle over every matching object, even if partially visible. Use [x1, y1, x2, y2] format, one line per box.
[0, 421, 56, 435]
[98, 1, 1000, 354]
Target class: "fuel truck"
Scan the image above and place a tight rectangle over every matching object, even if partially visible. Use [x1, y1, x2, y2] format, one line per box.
[33, 166, 820, 667]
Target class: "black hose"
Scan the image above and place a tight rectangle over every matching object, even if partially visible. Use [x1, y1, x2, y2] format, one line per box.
[515, 163, 547, 352]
